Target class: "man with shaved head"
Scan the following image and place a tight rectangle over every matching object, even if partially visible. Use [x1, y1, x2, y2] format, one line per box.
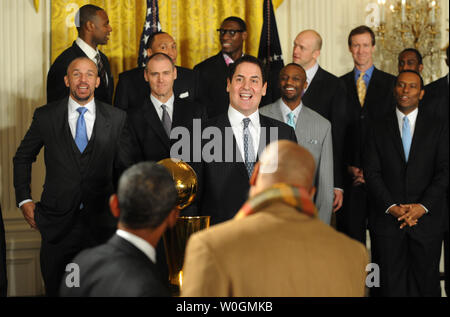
[182, 140, 368, 297]
[292, 29, 347, 215]
[14, 57, 134, 296]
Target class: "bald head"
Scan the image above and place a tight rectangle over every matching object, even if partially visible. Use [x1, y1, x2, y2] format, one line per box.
[251, 140, 316, 197]
[293, 30, 322, 69]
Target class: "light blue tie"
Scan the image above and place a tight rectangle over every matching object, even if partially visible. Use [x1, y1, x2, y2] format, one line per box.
[287, 112, 296, 129]
[243, 118, 255, 177]
[402, 116, 412, 162]
[75, 107, 88, 153]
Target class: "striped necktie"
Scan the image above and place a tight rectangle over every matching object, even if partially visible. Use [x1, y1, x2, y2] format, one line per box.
[243, 118, 256, 177]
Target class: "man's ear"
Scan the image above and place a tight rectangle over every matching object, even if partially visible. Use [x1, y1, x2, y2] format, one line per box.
[308, 186, 317, 201]
[226, 78, 231, 93]
[167, 208, 180, 228]
[109, 194, 120, 219]
[64, 75, 69, 88]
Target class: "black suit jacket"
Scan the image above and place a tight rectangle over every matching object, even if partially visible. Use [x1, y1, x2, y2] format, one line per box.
[60, 234, 170, 297]
[302, 66, 348, 188]
[114, 66, 200, 112]
[364, 109, 449, 237]
[340, 67, 396, 168]
[128, 96, 204, 162]
[194, 52, 230, 119]
[0, 203, 6, 297]
[190, 113, 297, 225]
[423, 74, 449, 123]
[13, 99, 134, 243]
[47, 41, 114, 104]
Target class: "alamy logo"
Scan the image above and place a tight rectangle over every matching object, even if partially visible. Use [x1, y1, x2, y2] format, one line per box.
[65, 263, 80, 288]
[365, 263, 380, 288]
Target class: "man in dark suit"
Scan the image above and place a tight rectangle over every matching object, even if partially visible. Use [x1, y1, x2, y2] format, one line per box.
[13, 57, 134, 296]
[114, 31, 199, 112]
[0, 203, 6, 297]
[398, 48, 423, 73]
[60, 162, 178, 297]
[47, 4, 114, 104]
[364, 70, 449, 296]
[194, 16, 248, 119]
[338, 25, 396, 244]
[292, 29, 347, 213]
[191, 55, 297, 225]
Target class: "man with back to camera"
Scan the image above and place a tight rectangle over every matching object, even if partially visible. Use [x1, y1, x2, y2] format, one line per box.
[47, 4, 114, 104]
[60, 162, 178, 297]
[14, 57, 134, 296]
[338, 25, 396, 245]
[260, 63, 333, 224]
[182, 140, 368, 297]
[114, 31, 200, 112]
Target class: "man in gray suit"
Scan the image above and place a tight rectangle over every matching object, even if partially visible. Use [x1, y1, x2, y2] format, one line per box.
[260, 63, 333, 224]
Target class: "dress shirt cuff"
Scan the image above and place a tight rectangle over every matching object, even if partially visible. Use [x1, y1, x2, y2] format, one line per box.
[334, 188, 344, 193]
[18, 199, 33, 208]
[419, 204, 429, 214]
[385, 204, 396, 214]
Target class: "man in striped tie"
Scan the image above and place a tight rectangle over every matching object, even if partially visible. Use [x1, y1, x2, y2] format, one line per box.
[364, 70, 449, 296]
[13, 57, 134, 296]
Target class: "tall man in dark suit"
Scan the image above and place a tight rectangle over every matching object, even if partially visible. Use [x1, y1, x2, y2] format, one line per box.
[364, 70, 449, 296]
[13, 57, 134, 296]
[191, 55, 297, 225]
[114, 32, 199, 112]
[338, 26, 396, 244]
[292, 29, 347, 213]
[47, 5, 114, 104]
[60, 162, 178, 297]
[194, 17, 248, 119]
[0, 203, 6, 297]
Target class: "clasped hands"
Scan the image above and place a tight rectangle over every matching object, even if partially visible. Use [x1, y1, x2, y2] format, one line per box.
[388, 204, 426, 229]
[348, 166, 365, 186]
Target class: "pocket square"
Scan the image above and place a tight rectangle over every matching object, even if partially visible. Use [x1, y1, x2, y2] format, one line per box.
[179, 91, 189, 99]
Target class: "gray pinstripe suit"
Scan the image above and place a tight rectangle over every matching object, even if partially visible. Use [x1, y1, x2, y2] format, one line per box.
[260, 99, 334, 224]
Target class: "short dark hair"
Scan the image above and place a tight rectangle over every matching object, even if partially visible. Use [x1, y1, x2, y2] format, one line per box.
[145, 52, 175, 70]
[145, 31, 168, 50]
[222, 16, 247, 31]
[75, 4, 104, 32]
[348, 25, 376, 47]
[399, 48, 423, 65]
[228, 55, 266, 84]
[117, 162, 177, 230]
[397, 70, 424, 90]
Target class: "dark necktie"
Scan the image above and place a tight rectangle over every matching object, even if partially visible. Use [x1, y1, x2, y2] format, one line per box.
[161, 104, 172, 137]
[243, 118, 255, 177]
[95, 53, 108, 88]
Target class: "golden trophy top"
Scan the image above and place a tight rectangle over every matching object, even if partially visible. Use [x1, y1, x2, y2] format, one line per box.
[157, 158, 197, 210]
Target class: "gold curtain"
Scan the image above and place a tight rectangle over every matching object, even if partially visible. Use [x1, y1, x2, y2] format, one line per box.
[51, 0, 283, 85]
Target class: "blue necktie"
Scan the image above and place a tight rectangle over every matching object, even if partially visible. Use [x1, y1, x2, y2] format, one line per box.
[243, 118, 255, 177]
[75, 107, 88, 153]
[287, 112, 296, 129]
[402, 116, 412, 162]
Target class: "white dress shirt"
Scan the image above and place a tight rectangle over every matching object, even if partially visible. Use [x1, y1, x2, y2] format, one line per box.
[151, 94, 175, 122]
[228, 106, 260, 162]
[304, 62, 319, 93]
[116, 229, 156, 263]
[279, 99, 303, 126]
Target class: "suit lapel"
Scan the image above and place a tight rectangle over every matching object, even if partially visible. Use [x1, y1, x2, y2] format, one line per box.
[142, 98, 170, 149]
[388, 112, 407, 163]
[51, 98, 80, 171]
[86, 101, 111, 171]
[172, 98, 189, 128]
[407, 110, 427, 165]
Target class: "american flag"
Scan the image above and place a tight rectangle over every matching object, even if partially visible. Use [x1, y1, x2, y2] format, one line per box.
[138, 0, 161, 67]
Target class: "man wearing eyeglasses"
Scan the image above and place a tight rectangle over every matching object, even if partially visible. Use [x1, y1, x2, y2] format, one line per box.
[194, 17, 248, 119]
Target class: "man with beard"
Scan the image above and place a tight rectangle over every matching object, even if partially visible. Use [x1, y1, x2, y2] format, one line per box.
[13, 57, 134, 296]
[260, 63, 333, 224]
[47, 5, 114, 104]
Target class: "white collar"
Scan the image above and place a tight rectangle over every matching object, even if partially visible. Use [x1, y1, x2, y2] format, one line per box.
[279, 99, 303, 122]
[116, 229, 156, 263]
[305, 62, 319, 84]
[76, 37, 99, 62]
[227, 105, 260, 128]
[68, 96, 95, 115]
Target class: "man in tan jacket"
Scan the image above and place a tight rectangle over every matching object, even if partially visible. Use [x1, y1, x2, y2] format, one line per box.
[181, 140, 368, 297]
